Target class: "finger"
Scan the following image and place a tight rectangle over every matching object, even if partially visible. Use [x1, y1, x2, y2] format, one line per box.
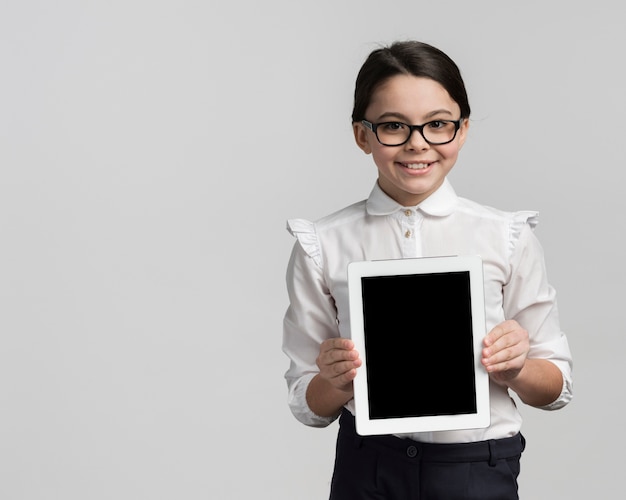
[484, 321, 527, 350]
[484, 320, 516, 345]
[482, 344, 519, 367]
[483, 333, 521, 358]
[320, 358, 362, 390]
[319, 338, 358, 364]
[327, 358, 362, 378]
[320, 337, 354, 353]
[328, 366, 359, 388]
[322, 348, 360, 366]
[482, 352, 525, 374]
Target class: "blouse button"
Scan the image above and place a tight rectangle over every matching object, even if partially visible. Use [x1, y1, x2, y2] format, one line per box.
[404, 209, 412, 216]
[405, 230, 412, 238]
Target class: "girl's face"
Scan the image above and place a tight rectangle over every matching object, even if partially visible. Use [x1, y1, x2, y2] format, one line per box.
[353, 75, 469, 207]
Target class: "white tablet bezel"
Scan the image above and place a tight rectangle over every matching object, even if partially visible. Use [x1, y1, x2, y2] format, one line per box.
[347, 255, 490, 436]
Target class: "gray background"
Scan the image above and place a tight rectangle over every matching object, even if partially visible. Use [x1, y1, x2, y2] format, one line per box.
[1, 1, 622, 498]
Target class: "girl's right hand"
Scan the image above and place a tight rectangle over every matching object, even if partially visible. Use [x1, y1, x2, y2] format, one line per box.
[316, 338, 362, 393]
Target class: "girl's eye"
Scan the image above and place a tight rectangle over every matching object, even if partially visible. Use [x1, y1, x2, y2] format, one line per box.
[382, 122, 406, 132]
[428, 120, 446, 129]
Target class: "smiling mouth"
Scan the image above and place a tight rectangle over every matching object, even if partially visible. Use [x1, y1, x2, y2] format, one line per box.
[398, 162, 432, 170]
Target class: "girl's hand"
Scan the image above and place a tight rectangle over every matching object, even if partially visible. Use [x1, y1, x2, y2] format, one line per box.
[316, 338, 362, 393]
[481, 320, 530, 385]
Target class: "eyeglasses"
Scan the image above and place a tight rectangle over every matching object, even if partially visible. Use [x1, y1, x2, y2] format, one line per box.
[361, 118, 463, 146]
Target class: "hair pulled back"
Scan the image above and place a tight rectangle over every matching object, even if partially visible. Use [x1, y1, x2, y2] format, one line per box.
[351, 41, 471, 123]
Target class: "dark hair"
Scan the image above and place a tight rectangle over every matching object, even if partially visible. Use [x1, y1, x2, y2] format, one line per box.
[351, 41, 471, 122]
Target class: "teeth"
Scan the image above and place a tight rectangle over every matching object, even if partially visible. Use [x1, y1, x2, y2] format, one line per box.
[405, 163, 429, 170]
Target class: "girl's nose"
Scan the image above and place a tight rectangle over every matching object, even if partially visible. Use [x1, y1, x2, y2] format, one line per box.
[405, 129, 430, 151]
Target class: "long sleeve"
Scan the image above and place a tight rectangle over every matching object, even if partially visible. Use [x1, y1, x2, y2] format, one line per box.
[282, 221, 340, 427]
[502, 219, 573, 410]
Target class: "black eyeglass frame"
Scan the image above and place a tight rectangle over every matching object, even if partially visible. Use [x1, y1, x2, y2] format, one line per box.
[361, 118, 464, 146]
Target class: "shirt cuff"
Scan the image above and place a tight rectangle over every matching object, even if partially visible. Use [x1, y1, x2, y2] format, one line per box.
[537, 369, 573, 411]
[287, 372, 339, 428]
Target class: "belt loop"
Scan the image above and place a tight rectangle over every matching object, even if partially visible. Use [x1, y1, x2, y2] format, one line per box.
[488, 439, 497, 467]
[354, 435, 364, 449]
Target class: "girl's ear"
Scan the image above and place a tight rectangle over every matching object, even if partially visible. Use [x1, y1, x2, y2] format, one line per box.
[353, 122, 372, 154]
[457, 118, 470, 150]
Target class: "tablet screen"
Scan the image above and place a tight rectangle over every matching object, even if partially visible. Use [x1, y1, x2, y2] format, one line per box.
[361, 271, 477, 419]
[348, 256, 490, 435]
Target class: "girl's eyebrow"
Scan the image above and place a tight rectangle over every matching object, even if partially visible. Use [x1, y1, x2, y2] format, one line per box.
[423, 109, 455, 119]
[376, 109, 454, 122]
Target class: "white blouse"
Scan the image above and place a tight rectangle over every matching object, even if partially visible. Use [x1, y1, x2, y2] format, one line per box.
[282, 179, 573, 444]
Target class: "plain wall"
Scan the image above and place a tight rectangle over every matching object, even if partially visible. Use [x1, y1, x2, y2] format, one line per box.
[1, 1, 623, 498]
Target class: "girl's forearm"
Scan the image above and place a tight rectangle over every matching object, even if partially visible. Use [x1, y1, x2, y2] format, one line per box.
[506, 359, 563, 407]
[306, 374, 354, 418]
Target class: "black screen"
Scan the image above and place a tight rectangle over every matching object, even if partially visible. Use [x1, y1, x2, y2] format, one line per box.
[361, 271, 477, 419]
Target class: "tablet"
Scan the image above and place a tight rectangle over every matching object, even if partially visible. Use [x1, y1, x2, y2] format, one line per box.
[347, 255, 490, 436]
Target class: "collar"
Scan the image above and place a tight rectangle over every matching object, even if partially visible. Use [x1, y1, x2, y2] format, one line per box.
[366, 178, 458, 217]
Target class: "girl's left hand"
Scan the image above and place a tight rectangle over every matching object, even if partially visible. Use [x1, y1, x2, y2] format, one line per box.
[481, 319, 530, 385]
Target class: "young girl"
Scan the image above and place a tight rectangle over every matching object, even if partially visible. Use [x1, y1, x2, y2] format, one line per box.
[282, 40, 573, 499]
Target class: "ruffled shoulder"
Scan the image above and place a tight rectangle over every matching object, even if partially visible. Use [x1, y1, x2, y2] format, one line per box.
[509, 210, 539, 255]
[286, 219, 322, 267]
